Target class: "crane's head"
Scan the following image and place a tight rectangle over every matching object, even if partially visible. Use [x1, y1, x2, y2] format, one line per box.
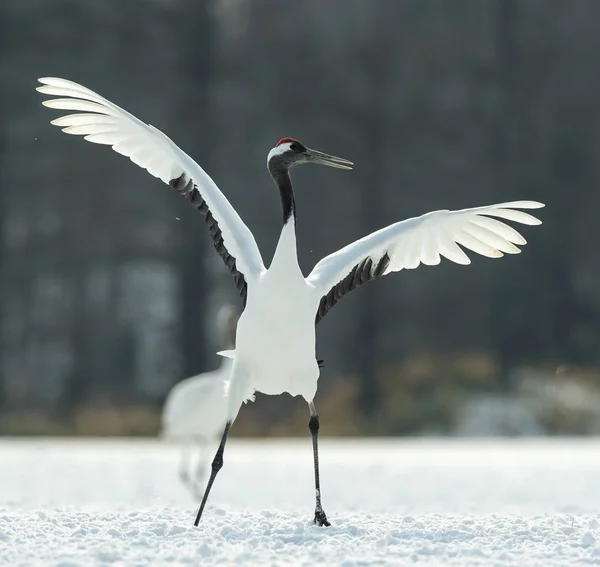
[267, 138, 353, 173]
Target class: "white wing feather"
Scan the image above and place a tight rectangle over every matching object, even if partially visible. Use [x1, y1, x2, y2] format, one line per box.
[37, 77, 265, 282]
[308, 201, 544, 300]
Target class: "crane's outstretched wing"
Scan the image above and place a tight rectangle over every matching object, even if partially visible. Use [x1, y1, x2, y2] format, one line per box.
[37, 77, 265, 303]
[308, 201, 544, 323]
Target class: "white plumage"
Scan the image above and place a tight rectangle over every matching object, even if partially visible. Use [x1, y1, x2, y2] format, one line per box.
[161, 358, 232, 497]
[37, 77, 265, 285]
[307, 201, 542, 296]
[161, 361, 231, 440]
[37, 77, 545, 527]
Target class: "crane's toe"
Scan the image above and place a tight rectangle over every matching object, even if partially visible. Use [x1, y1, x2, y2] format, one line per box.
[313, 510, 331, 527]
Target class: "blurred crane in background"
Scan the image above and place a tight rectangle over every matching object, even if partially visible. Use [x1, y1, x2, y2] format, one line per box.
[161, 305, 239, 498]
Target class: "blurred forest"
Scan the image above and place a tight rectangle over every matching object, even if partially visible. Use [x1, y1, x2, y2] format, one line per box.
[0, 0, 599, 437]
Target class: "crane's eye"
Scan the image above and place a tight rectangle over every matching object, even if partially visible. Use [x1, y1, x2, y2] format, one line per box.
[290, 142, 300, 151]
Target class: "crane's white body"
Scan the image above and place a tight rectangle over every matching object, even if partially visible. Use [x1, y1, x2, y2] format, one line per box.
[162, 358, 231, 440]
[229, 222, 321, 408]
[161, 357, 232, 495]
[37, 77, 545, 426]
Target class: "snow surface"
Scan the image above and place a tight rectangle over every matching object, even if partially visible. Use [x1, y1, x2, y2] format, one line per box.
[1, 438, 600, 566]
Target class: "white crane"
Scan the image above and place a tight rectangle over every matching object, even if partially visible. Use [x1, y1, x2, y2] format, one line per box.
[37, 77, 544, 527]
[161, 305, 239, 498]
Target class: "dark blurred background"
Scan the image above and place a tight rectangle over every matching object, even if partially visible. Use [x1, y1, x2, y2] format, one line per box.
[0, 0, 598, 437]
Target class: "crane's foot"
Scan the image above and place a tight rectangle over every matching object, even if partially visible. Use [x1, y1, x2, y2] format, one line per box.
[313, 510, 331, 527]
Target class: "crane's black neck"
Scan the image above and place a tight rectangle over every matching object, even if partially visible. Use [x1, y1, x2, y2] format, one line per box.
[268, 162, 296, 226]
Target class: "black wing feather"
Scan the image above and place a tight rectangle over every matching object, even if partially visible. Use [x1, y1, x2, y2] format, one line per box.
[170, 173, 248, 306]
[315, 252, 390, 324]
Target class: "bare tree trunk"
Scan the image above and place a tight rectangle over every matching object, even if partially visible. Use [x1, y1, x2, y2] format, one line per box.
[490, 0, 519, 391]
[352, 17, 392, 427]
[177, 0, 216, 378]
[355, 104, 386, 423]
[0, 12, 5, 413]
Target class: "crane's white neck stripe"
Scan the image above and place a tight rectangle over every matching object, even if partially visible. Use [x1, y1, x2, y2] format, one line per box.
[271, 219, 299, 274]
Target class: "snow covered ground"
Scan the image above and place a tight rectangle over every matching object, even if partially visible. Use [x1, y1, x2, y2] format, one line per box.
[1, 437, 600, 566]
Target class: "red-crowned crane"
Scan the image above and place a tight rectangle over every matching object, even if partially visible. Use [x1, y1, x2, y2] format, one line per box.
[37, 77, 544, 527]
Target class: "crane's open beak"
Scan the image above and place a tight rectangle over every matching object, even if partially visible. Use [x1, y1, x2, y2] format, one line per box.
[306, 148, 353, 170]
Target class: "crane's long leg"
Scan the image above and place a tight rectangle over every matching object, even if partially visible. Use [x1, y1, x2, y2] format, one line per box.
[308, 401, 330, 527]
[193, 421, 231, 526]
